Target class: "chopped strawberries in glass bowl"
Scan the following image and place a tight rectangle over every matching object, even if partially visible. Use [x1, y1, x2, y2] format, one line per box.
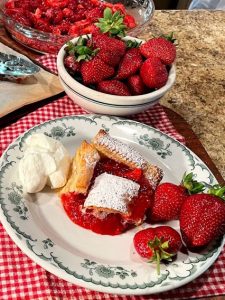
[0, 0, 154, 54]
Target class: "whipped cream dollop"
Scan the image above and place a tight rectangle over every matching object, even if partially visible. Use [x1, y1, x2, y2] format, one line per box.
[19, 133, 71, 193]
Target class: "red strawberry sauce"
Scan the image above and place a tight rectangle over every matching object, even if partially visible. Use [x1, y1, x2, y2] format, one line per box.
[61, 158, 154, 235]
[3, 0, 136, 53]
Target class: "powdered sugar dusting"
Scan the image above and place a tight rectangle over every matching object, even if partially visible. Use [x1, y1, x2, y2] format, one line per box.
[84, 173, 140, 214]
[84, 151, 100, 169]
[96, 134, 147, 168]
[145, 165, 164, 190]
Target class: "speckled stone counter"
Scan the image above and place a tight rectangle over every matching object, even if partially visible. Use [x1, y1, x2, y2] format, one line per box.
[137, 10, 225, 179]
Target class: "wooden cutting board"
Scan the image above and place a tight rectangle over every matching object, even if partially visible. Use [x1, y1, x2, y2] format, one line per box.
[0, 33, 63, 117]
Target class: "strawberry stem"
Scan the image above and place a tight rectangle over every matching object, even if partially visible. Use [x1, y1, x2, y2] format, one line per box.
[65, 37, 99, 62]
[161, 32, 176, 44]
[95, 7, 127, 37]
[125, 39, 142, 49]
[182, 172, 205, 194]
[148, 237, 174, 275]
[208, 184, 225, 200]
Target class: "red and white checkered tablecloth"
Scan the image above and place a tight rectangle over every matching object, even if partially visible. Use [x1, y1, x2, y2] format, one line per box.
[0, 55, 225, 300]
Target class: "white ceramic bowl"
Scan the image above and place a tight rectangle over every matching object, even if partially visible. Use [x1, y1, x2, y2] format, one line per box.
[57, 36, 176, 116]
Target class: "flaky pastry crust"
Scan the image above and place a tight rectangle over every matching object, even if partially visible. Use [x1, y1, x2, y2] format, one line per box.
[92, 129, 163, 189]
[60, 140, 100, 195]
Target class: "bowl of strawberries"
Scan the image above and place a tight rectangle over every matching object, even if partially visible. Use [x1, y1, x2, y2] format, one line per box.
[0, 0, 154, 54]
[57, 8, 176, 116]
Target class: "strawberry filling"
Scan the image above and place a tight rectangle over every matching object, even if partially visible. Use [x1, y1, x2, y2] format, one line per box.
[3, 0, 136, 53]
[61, 158, 154, 235]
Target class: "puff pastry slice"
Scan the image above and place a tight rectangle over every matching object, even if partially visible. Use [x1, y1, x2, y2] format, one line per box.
[92, 129, 163, 189]
[60, 140, 100, 195]
[84, 172, 140, 217]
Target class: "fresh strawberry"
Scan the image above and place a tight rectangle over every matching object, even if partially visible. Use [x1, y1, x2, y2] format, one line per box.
[95, 34, 125, 48]
[91, 33, 126, 66]
[149, 173, 205, 222]
[115, 48, 142, 80]
[150, 183, 187, 222]
[140, 36, 176, 65]
[180, 185, 225, 249]
[127, 74, 146, 95]
[81, 57, 114, 85]
[96, 48, 122, 67]
[97, 79, 131, 96]
[64, 55, 81, 74]
[140, 57, 168, 89]
[133, 226, 182, 274]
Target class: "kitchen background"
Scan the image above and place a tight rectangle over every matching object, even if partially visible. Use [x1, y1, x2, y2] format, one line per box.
[154, 0, 192, 9]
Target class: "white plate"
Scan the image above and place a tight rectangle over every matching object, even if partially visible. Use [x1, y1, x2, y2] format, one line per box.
[0, 115, 224, 295]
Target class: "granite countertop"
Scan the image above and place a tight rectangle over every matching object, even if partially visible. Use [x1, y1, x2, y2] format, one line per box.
[138, 10, 225, 179]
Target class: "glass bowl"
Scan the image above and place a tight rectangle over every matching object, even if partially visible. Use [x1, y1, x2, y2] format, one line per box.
[0, 0, 154, 54]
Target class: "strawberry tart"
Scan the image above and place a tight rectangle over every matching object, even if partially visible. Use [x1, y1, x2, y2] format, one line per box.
[60, 130, 163, 235]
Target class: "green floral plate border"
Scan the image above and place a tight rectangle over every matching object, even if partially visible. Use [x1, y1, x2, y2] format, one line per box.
[0, 115, 224, 295]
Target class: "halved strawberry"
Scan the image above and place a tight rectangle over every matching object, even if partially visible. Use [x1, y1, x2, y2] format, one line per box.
[85, 7, 103, 22]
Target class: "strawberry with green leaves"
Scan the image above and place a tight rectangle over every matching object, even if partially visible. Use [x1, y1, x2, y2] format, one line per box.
[180, 185, 225, 249]
[140, 34, 176, 65]
[133, 226, 182, 274]
[150, 172, 205, 222]
[92, 33, 126, 66]
[95, 7, 127, 38]
[88, 8, 127, 66]
[64, 55, 81, 75]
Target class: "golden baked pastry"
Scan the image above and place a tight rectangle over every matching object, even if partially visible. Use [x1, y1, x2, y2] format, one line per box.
[92, 129, 163, 188]
[60, 131, 164, 233]
[83, 172, 140, 217]
[60, 140, 100, 195]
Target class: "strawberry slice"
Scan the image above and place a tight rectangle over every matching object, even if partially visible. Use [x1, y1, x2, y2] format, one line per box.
[124, 168, 142, 182]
